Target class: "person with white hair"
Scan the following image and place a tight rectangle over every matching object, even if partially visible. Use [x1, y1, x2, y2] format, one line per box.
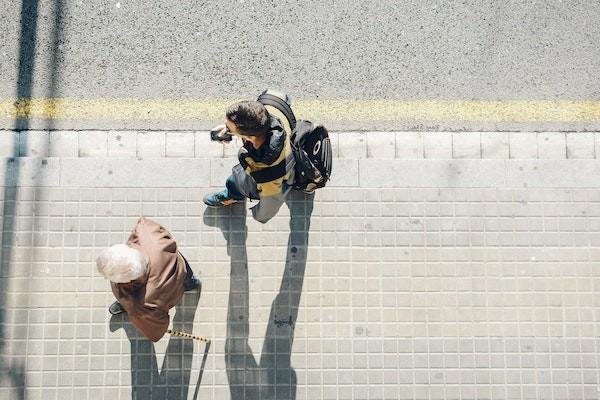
[97, 216, 200, 342]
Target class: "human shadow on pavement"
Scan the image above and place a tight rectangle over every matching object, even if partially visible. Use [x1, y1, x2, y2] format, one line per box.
[109, 288, 203, 400]
[203, 190, 314, 400]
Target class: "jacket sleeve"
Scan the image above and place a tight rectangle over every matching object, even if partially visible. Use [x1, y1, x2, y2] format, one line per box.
[238, 144, 290, 198]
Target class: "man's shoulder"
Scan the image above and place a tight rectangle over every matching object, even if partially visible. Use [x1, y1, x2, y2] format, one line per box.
[257, 125, 286, 166]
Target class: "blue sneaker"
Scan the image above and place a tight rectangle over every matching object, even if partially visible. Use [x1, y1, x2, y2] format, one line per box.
[203, 190, 243, 208]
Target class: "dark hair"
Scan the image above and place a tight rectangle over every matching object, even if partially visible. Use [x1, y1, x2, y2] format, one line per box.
[225, 100, 269, 136]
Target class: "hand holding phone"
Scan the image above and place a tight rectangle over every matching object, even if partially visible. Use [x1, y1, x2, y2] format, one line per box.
[209, 124, 233, 142]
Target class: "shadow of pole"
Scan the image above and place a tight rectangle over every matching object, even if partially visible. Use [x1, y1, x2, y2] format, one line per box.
[14, 0, 39, 132]
[204, 190, 314, 400]
[0, 1, 40, 398]
[46, 0, 64, 131]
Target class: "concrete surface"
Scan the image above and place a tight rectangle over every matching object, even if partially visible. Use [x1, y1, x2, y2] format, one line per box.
[0, 132, 599, 399]
[1, 1, 600, 130]
[2, 0, 600, 100]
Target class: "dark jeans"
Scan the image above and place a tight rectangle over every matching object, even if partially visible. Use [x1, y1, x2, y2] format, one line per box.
[179, 253, 197, 290]
[225, 164, 260, 200]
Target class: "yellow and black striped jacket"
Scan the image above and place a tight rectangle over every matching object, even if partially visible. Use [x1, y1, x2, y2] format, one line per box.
[237, 109, 294, 197]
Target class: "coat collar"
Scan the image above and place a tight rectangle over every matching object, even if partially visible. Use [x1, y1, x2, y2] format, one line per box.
[244, 115, 286, 164]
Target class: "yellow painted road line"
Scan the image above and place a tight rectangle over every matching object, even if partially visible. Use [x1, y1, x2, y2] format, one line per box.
[1, 98, 600, 122]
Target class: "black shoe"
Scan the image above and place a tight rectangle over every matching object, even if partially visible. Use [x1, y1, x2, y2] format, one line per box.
[108, 301, 124, 315]
[183, 276, 201, 292]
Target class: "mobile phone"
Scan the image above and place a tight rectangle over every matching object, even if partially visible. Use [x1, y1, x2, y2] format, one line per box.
[210, 129, 233, 142]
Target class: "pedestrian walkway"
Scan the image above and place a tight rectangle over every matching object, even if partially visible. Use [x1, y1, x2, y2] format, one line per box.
[0, 131, 599, 400]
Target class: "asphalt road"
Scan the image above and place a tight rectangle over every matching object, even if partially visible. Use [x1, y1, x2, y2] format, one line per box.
[1, 0, 599, 130]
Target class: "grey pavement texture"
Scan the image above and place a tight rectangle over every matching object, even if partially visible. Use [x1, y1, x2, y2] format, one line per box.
[0, 132, 599, 399]
[2, 0, 599, 100]
[1, 1, 600, 130]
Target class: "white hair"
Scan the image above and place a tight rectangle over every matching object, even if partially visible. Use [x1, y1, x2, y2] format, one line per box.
[96, 244, 147, 283]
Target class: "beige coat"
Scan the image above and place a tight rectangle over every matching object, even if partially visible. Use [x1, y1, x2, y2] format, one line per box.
[111, 217, 186, 342]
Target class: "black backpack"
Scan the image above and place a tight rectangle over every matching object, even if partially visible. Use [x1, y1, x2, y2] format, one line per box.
[258, 91, 332, 193]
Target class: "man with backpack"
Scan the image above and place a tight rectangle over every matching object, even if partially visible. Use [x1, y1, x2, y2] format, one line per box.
[204, 90, 332, 224]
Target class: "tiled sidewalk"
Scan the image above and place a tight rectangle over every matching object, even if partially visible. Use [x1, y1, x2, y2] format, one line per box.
[1, 131, 600, 160]
[0, 132, 599, 400]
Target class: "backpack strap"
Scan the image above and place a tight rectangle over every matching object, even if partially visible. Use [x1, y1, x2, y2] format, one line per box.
[257, 93, 297, 131]
[249, 91, 297, 186]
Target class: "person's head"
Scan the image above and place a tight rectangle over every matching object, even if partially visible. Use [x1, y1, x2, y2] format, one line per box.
[96, 244, 147, 283]
[225, 100, 270, 147]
